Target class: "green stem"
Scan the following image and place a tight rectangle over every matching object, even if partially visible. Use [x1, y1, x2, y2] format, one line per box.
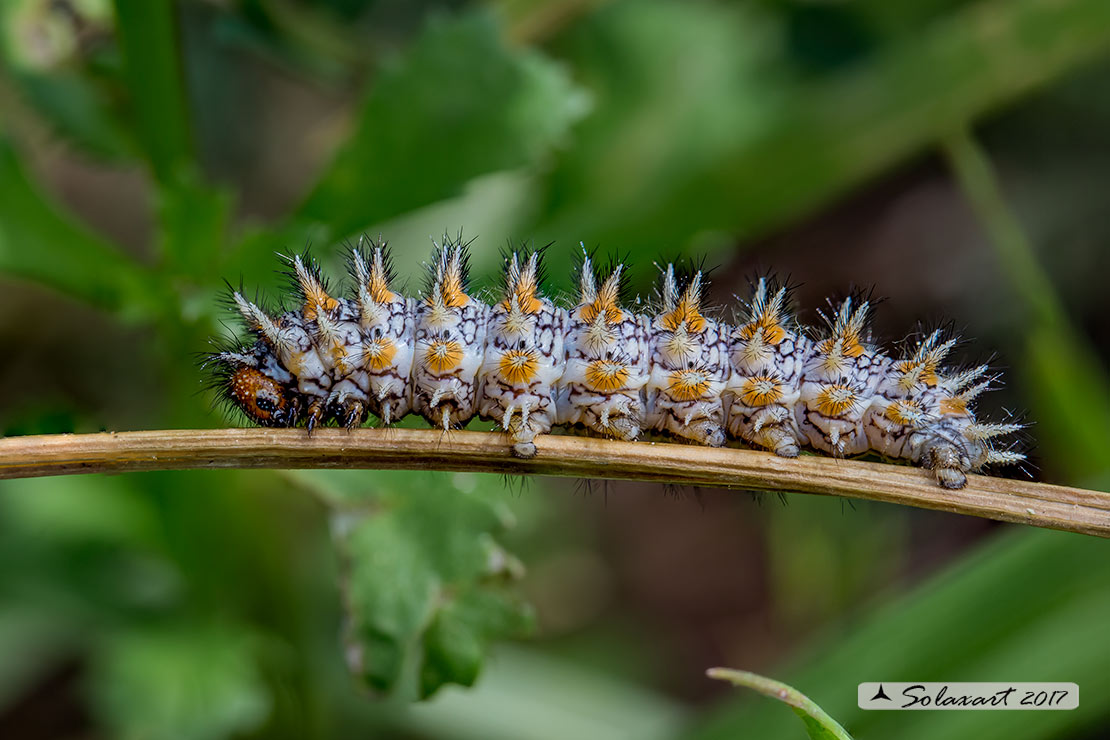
[941, 128, 1060, 324]
[942, 127, 1110, 485]
[707, 668, 854, 740]
[112, 0, 194, 182]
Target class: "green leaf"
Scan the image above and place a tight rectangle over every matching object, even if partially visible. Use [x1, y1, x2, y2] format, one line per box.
[290, 10, 588, 244]
[0, 137, 162, 320]
[112, 0, 194, 182]
[419, 587, 530, 697]
[707, 668, 854, 740]
[89, 623, 271, 740]
[289, 470, 532, 699]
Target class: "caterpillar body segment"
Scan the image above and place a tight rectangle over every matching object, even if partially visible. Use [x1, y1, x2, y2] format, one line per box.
[861, 330, 954, 462]
[477, 250, 568, 458]
[348, 240, 415, 428]
[555, 254, 650, 441]
[210, 240, 1026, 489]
[644, 265, 729, 447]
[724, 277, 806, 458]
[290, 253, 371, 429]
[863, 332, 1018, 488]
[795, 297, 884, 457]
[412, 238, 488, 432]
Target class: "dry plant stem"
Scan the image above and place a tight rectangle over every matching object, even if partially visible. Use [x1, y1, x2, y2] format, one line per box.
[1, 429, 1108, 537]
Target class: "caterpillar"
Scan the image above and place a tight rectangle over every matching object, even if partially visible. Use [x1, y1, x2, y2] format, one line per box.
[207, 235, 1025, 489]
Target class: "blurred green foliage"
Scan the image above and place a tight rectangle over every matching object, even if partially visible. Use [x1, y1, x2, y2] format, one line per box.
[1, 0, 1109, 738]
[292, 470, 533, 699]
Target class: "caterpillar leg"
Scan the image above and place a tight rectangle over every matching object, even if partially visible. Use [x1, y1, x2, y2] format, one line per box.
[503, 401, 545, 458]
[555, 383, 644, 441]
[592, 396, 642, 441]
[652, 400, 726, 447]
[754, 423, 800, 458]
[726, 402, 803, 457]
[338, 398, 367, 430]
[913, 420, 1025, 489]
[305, 397, 327, 433]
[327, 378, 371, 430]
[921, 442, 970, 489]
[419, 380, 474, 432]
[685, 418, 727, 448]
[482, 392, 554, 458]
[369, 380, 411, 427]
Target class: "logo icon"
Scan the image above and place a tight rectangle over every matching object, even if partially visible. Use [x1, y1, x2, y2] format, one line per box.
[870, 684, 892, 702]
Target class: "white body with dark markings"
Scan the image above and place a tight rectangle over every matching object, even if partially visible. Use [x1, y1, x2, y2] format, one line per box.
[211, 239, 1024, 489]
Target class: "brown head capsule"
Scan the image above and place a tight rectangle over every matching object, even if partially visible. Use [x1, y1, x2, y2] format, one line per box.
[228, 367, 298, 427]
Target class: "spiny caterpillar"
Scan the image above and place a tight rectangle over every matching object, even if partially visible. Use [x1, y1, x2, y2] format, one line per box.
[207, 235, 1025, 489]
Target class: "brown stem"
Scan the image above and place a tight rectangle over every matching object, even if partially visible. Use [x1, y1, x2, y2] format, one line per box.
[1, 429, 1107, 537]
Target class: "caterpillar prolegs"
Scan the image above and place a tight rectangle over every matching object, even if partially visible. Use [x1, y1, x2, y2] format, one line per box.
[208, 236, 1024, 489]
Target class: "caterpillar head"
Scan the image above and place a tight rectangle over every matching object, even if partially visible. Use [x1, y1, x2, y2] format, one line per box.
[226, 364, 300, 427]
